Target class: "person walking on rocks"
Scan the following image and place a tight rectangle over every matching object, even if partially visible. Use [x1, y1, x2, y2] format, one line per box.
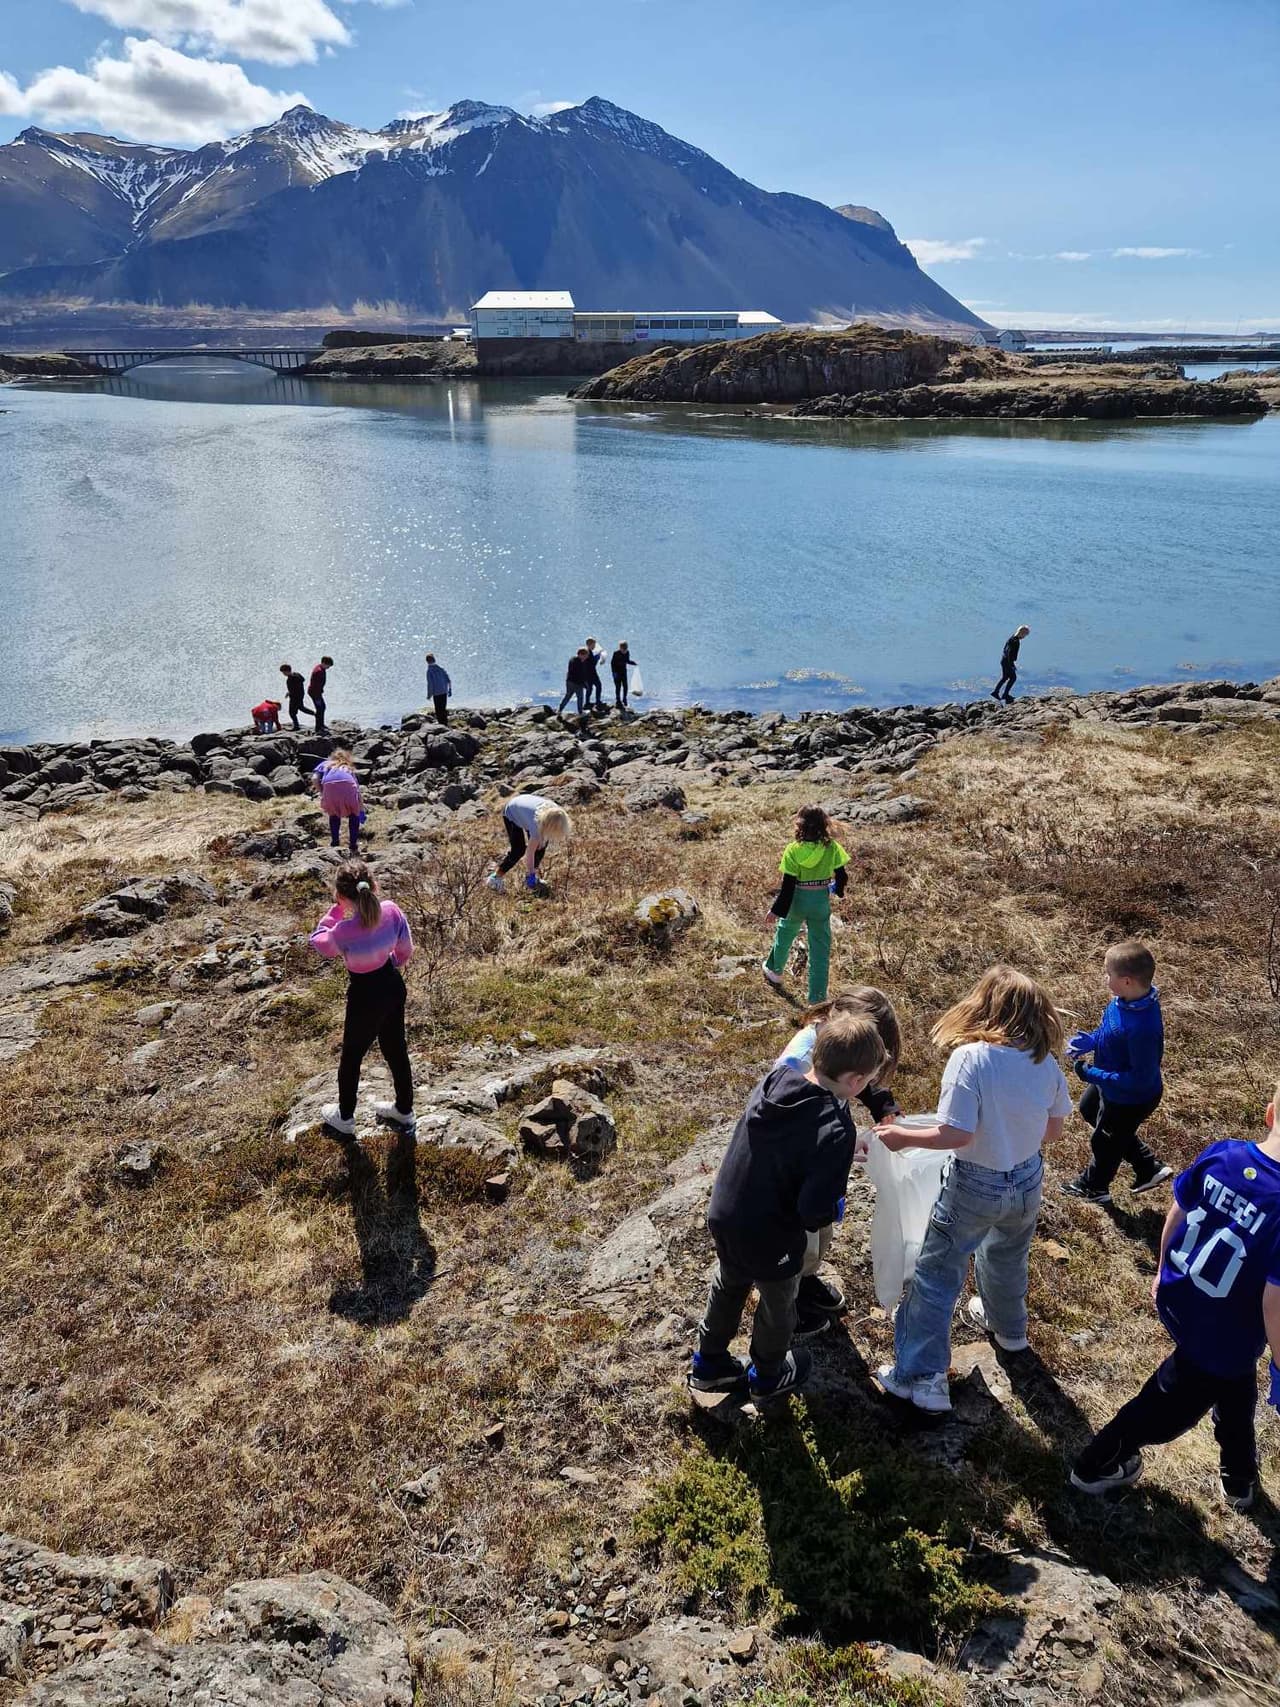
[762, 806, 849, 1005]
[313, 749, 364, 854]
[279, 662, 312, 730]
[992, 625, 1029, 702]
[584, 638, 606, 713]
[425, 654, 452, 726]
[486, 793, 572, 894]
[309, 861, 415, 1138]
[611, 641, 635, 712]
[309, 655, 334, 733]
[558, 648, 592, 720]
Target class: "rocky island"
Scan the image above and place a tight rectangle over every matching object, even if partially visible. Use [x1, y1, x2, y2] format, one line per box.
[571, 325, 1278, 418]
[2, 678, 1280, 1705]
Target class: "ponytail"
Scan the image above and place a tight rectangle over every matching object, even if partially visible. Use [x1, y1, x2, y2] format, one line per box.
[335, 860, 381, 930]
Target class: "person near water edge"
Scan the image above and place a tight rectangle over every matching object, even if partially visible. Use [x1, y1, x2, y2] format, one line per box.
[279, 663, 312, 730]
[584, 638, 606, 713]
[1070, 1080, 1280, 1510]
[251, 698, 282, 733]
[689, 1015, 886, 1404]
[1063, 939, 1172, 1206]
[761, 805, 849, 1006]
[425, 653, 452, 726]
[992, 625, 1030, 702]
[313, 748, 364, 853]
[875, 966, 1073, 1415]
[309, 655, 334, 733]
[558, 648, 592, 719]
[776, 987, 904, 1338]
[486, 793, 572, 894]
[309, 862, 415, 1138]
[611, 642, 635, 711]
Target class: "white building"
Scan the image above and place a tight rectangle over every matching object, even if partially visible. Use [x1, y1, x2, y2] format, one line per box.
[979, 328, 1027, 352]
[471, 291, 575, 339]
[471, 291, 782, 345]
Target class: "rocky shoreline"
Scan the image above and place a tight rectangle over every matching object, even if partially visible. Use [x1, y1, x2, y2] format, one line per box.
[788, 377, 1266, 419]
[5, 678, 1280, 827]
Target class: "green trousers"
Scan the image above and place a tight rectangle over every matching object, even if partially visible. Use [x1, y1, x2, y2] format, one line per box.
[766, 887, 832, 1005]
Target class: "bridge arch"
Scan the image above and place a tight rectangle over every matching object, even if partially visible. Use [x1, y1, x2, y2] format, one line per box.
[66, 348, 318, 376]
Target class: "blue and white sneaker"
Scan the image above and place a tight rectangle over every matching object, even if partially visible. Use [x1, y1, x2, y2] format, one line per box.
[689, 1350, 749, 1394]
[748, 1348, 812, 1401]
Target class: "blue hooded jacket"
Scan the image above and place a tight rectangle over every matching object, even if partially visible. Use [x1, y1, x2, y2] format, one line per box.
[426, 662, 451, 698]
[1075, 985, 1163, 1105]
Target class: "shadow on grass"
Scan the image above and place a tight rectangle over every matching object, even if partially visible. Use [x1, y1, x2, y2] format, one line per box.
[328, 1129, 437, 1326]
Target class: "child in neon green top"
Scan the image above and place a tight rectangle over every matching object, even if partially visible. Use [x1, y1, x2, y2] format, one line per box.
[762, 806, 849, 1004]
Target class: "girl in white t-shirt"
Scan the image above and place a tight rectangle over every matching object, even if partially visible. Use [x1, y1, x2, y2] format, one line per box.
[873, 965, 1072, 1415]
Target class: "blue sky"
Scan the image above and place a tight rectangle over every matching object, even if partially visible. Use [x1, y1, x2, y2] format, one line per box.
[2, 0, 1277, 331]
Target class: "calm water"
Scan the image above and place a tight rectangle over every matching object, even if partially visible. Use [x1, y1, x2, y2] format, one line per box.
[2, 363, 1278, 743]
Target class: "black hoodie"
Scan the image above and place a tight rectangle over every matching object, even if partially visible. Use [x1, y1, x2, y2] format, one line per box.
[707, 1066, 856, 1277]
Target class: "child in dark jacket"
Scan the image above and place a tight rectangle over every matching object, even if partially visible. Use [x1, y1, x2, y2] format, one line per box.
[1071, 1082, 1280, 1510]
[690, 1015, 886, 1402]
[1064, 940, 1170, 1204]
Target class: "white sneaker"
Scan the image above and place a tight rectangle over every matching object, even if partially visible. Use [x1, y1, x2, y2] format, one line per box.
[485, 873, 506, 893]
[374, 1102, 417, 1133]
[968, 1295, 1030, 1353]
[911, 1372, 953, 1414]
[877, 1364, 914, 1403]
[321, 1104, 357, 1137]
[761, 962, 784, 987]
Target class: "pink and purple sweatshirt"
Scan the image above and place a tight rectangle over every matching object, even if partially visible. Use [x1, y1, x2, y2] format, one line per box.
[309, 900, 414, 975]
[313, 761, 362, 819]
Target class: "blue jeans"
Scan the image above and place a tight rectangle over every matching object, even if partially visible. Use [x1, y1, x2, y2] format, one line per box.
[893, 1153, 1043, 1381]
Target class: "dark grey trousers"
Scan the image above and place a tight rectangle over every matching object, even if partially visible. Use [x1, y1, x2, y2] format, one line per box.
[697, 1257, 800, 1377]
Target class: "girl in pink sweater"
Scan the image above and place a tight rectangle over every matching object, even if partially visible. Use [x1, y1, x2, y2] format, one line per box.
[313, 749, 364, 853]
[309, 862, 414, 1137]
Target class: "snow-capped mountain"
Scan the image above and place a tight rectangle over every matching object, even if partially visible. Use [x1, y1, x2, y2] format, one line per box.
[0, 98, 985, 329]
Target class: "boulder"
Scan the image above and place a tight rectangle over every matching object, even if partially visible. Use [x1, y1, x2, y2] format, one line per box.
[624, 782, 687, 813]
[633, 889, 700, 944]
[517, 1078, 617, 1170]
[825, 794, 927, 826]
[0, 881, 14, 935]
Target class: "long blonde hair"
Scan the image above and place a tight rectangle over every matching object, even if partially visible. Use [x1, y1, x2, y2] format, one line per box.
[932, 965, 1063, 1064]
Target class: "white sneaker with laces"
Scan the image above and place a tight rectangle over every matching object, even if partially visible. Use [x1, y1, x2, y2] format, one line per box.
[877, 1363, 914, 1402]
[485, 873, 506, 893]
[761, 962, 784, 987]
[374, 1103, 417, 1132]
[911, 1372, 952, 1414]
[968, 1295, 1030, 1353]
[321, 1104, 357, 1137]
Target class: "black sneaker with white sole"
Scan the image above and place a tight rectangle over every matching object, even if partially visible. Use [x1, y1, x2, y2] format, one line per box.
[797, 1272, 847, 1316]
[1062, 1175, 1112, 1206]
[749, 1348, 812, 1402]
[1131, 1163, 1175, 1196]
[793, 1302, 833, 1342]
[1221, 1472, 1258, 1512]
[1070, 1455, 1143, 1495]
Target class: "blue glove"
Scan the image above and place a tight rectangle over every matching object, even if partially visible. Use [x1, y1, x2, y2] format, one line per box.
[829, 879, 838, 894]
[526, 871, 539, 890]
[1068, 1032, 1093, 1056]
[834, 1196, 846, 1224]
[1269, 1361, 1280, 1412]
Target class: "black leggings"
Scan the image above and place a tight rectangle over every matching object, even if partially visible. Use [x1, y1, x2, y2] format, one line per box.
[497, 816, 547, 876]
[338, 962, 412, 1119]
[1079, 1083, 1160, 1190]
[993, 665, 1017, 700]
[1075, 1347, 1257, 1483]
[613, 672, 629, 708]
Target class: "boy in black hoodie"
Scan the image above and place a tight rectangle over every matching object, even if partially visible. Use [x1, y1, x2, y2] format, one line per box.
[691, 1015, 887, 1401]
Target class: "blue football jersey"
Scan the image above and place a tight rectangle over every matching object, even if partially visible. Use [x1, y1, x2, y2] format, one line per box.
[1157, 1139, 1280, 1377]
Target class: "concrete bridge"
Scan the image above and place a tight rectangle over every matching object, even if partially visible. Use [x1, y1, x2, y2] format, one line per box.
[66, 348, 318, 374]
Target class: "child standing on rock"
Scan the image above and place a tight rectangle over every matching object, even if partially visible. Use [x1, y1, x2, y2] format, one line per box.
[1063, 940, 1171, 1205]
[487, 794, 572, 894]
[777, 987, 904, 1336]
[875, 966, 1072, 1415]
[309, 861, 415, 1138]
[762, 806, 849, 1005]
[690, 1015, 887, 1403]
[313, 749, 364, 854]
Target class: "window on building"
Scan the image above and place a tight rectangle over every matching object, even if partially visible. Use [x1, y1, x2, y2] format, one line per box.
[679, 319, 694, 329]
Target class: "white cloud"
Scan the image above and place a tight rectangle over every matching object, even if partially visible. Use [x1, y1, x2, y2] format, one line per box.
[904, 236, 988, 264]
[1112, 246, 1204, 260]
[67, 0, 351, 66]
[1052, 250, 1092, 262]
[530, 99, 577, 117]
[0, 70, 26, 114]
[3, 36, 309, 142]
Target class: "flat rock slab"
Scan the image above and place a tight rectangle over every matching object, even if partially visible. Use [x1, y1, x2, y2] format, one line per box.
[585, 1123, 731, 1301]
[961, 1547, 1121, 1700]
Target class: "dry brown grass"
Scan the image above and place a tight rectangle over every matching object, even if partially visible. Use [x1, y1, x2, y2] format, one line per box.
[2, 721, 1280, 1699]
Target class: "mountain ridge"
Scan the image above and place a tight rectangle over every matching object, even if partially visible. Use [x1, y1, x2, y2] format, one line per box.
[0, 98, 986, 330]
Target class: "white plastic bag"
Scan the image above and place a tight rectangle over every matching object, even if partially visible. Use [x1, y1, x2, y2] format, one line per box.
[629, 665, 646, 698]
[865, 1135, 951, 1310]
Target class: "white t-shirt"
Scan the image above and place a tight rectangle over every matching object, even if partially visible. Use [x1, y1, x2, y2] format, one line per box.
[505, 794, 550, 841]
[937, 1042, 1072, 1171]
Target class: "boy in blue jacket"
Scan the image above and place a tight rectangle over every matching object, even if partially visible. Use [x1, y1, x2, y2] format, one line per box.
[1064, 940, 1171, 1205]
[1071, 1081, 1280, 1510]
[689, 1015, 886, 1403]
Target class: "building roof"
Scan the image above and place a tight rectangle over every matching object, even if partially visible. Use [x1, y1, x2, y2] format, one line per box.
[472, 291, 575, 310]
[737, 311, 783, 325]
